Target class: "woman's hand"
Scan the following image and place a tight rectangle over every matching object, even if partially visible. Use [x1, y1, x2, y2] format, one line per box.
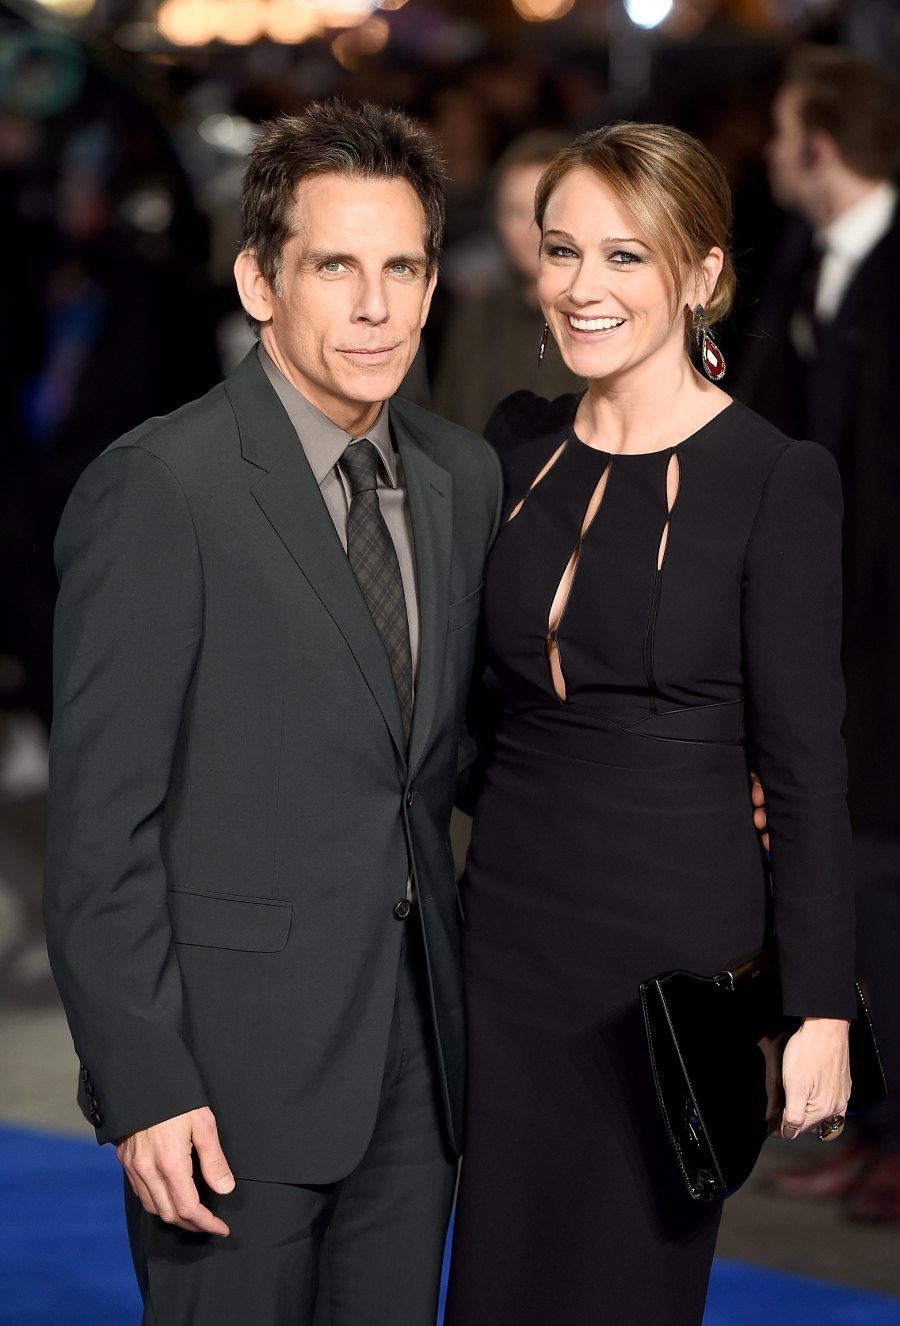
[780, 1017, 851, 1139]
[750, 773, 769, 853]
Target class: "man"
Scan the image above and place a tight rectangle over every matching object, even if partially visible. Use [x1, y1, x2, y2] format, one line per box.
[432, 130, 582, 432]
[734, 46, 900, 1221]
[44, 100, 502, 1323]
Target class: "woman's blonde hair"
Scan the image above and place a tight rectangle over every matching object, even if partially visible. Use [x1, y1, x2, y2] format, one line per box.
[534, 121, 736, 341]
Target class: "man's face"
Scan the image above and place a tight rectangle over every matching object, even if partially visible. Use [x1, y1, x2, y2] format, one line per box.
[767, 86, 816, 215]
[237, 173, 436, 433]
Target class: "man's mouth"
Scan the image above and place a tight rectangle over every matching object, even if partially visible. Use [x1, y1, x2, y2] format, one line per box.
[340, 345, 398, 355]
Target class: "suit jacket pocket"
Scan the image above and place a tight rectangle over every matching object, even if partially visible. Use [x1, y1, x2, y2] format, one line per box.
[168, 889, 292, 953]
[448, 584, 482, 632]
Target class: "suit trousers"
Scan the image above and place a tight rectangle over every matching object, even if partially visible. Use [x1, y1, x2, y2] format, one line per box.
[124, 916, 457, 1326]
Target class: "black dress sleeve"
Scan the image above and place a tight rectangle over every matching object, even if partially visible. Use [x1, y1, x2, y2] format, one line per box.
[484, 392, 582, 510]
[741, 439, 856, 1019]
[484, 390, 535, 444]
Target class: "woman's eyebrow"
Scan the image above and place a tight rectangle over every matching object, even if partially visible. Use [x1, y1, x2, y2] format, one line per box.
[542, 230, 650, 247]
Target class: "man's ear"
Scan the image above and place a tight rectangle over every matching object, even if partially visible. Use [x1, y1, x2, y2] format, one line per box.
[806, 129, 837, 171]
[234, 250, 274, 324]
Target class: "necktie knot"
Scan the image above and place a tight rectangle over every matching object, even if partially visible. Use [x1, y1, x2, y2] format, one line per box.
[341, 439, 380, 497]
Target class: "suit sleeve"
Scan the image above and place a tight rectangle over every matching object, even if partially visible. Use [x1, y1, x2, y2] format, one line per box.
[742, 440, 856, 1019]
[44, 443, 209, 1142]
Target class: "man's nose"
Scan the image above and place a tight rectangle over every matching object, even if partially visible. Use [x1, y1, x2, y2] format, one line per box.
[353, 276, 389, 323]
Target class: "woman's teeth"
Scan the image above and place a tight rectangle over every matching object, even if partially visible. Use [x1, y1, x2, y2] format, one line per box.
[567, 315, 625, 331]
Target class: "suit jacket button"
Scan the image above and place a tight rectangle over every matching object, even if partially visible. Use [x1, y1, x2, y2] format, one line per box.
[406, 787, 417, 808]
[393, 899, 411, 921]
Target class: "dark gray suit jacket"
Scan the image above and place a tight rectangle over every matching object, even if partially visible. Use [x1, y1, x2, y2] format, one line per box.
[44, 349, 502, 1183]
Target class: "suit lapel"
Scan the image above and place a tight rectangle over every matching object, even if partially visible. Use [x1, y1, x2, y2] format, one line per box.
[392, 403, 453, 777]
[226, 352, 407, 763]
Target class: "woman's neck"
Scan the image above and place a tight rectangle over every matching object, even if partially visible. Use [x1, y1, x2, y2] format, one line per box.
[574, 358, 730, 455]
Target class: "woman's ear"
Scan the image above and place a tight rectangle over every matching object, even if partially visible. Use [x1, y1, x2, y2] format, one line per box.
[695, 246, 725, 309]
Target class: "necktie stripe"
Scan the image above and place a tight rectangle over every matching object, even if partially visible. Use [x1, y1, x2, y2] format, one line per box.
[341, 439, 414, 745]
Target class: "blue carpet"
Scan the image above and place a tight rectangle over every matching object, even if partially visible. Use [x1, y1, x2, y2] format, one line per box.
[2, 1125, 900, 1325]
[0, 1126, 139, 1325]
[705, 1263, 900, 1325]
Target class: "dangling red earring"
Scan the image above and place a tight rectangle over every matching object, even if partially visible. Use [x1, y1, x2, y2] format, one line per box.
[693, 304, 726, 382]
[538, 322, 549, 366]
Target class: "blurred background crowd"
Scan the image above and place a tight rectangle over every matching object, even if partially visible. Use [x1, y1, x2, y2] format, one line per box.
[2, 0, 900, 1315]
[0, 0, 895, 728]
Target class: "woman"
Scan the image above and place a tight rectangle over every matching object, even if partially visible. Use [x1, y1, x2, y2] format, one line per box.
[444, 123, 854, 1326]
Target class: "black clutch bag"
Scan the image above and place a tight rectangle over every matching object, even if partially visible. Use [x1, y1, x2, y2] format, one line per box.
[639, 947, 887, 1202]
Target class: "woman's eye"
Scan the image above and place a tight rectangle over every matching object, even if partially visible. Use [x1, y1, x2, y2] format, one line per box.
[609, 250, 642, 266]
[544, 245, 578, 260]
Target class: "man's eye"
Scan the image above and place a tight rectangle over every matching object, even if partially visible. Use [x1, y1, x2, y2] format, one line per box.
[321, 260, 345, 273]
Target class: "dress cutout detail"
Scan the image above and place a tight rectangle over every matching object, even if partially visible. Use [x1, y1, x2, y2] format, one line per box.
[506, 436, 568, 525]
[656, 450, 681, 570]
[546, 456, 612, 701]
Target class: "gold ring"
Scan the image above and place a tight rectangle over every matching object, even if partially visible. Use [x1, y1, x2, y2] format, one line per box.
[817, 1113, 846, 1143]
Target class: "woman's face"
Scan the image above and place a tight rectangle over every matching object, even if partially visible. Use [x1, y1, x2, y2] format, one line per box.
[537, 165, 691, 385]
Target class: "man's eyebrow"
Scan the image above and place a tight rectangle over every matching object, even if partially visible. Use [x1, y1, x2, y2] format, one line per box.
[298, 249, 428, 268]
[386, 252, 428, 268]
[299, 250, 355, 268]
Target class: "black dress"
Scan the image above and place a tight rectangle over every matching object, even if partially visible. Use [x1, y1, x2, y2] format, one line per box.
[444, 392, 856, 1326]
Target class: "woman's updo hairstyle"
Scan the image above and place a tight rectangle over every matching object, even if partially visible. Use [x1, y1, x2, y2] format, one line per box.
[534, 121, 736, 341]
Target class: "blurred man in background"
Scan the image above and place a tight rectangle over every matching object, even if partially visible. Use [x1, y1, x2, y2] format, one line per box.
[432, 130, 582, 433]
[734, 45, 900, 1222]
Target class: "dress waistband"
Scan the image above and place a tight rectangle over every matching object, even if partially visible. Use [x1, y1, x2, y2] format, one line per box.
[502, 698, 746, 748]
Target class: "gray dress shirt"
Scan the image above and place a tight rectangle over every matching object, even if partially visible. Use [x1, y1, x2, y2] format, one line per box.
[259, 346, 420, 682]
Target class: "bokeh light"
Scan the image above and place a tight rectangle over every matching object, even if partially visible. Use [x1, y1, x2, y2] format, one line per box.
[331, 13, 390, 66]
[157, 0, 219, 45]
[511, 0, 576, 22]
[265, 0, 323, 42]
[624, 0, 674, 27]
[315, 0, 377, 28]
[31, 0, 96, 15]
[216, 0, 267, 44]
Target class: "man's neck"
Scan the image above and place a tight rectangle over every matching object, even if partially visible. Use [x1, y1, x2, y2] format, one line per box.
[809, 170, 888, 231]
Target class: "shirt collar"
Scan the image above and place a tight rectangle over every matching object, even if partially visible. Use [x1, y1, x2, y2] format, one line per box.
[817, 180, 898, 262]
[258, 344, 398, 488]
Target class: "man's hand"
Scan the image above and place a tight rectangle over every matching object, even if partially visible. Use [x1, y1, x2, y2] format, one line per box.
[116, 1106, 234, 1235]
[750, 773, 770, 853]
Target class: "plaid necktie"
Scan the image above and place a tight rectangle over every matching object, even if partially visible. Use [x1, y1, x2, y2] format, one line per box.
[341, 439, 414, 744]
